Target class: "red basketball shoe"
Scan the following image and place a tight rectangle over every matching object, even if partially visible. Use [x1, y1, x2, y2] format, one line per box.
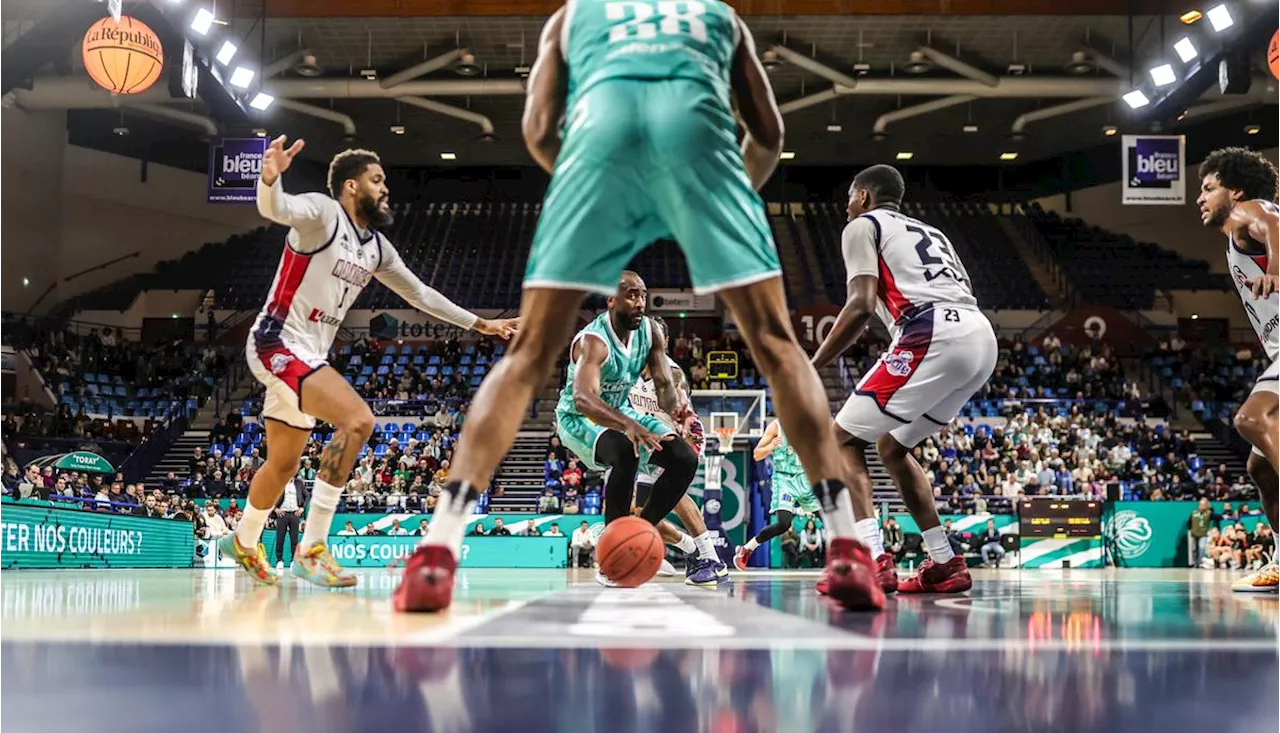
[821, 538, 885, 611]
[897, 556, 972, 594]
[393, 545, 458, 613]
[733, 545, 753, 572]
[875, 553, 899, 594]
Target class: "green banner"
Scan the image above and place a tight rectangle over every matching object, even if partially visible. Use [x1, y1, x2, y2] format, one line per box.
[0, 501, 193, 569]
[322, 535, 571, 568]
[768, 513, 1018, 567]
[1105, 501, 1266, 568]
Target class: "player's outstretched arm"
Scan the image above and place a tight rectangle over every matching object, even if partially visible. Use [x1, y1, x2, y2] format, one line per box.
[523, 8, 568, 174]
[574, 337, 666, 455]
[255, 135, 332, 238]
[729, 15, 783, 190]
[1234, 200, 1280, 298]
[373, 243, 519, 339]
[752, 420, 782, 461]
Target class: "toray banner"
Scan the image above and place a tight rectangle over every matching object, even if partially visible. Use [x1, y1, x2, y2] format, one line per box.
[207, 137, 267, 203]
[1122, 135, 1186, 205]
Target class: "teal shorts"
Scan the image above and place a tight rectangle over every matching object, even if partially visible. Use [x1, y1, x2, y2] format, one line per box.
[770, 472, 820, 516]
[555, 407, 673, 472]
[525, 77, 780, 296]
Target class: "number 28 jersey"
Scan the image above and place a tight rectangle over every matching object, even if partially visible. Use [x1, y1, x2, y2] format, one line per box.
[841, 207, 978, 337]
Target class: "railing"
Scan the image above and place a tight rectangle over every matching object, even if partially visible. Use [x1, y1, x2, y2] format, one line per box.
[120, 414, 189, 483]
[210, 355, 249, 418]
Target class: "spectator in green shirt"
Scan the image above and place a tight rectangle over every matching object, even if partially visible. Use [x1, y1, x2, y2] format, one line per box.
[1190, 498, 1215, 568]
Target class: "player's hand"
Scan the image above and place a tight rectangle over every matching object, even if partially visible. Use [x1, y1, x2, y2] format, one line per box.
[476, 317, 520, 340]
[260, 135, 305, 186]
[1246, 274, 1278, 299]
[625, 420, 671, 457]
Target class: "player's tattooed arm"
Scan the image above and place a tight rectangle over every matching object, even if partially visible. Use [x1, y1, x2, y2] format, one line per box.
[810, 275, 877, 370]
[1233, 200, 1279, 298]
[523, 8, 568, 174]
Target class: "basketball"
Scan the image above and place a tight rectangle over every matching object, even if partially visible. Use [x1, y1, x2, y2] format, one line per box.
[596, 516, 664, 587]
[82, 16, 164, 94]
[1269, 30, 1278, 81]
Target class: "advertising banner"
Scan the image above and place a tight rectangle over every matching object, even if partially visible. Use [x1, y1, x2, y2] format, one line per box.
[207, 137, 267, 203]
[0, 501, 193, 569]
[649, 290, 717, 314]
[1122, 135, 1186, 205]
[321, 535, 571, 568]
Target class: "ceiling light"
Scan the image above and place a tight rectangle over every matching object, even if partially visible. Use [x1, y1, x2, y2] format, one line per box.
[779, 151, 796, 160]
[761, 50, 782, 71]
[1103, 125, 1118, 136]
[390, 125, 405, 135]
[853, 62, 871, 75]
[1122, 90, 1150, 109]
[1174, 38, 1198, 63]
[439, 152, 457, 161]
[113, 125, 129, 136]
[248, 92, 274, 110]
[1245, 124, 1261, 135]
[999, 152, 1019, 161]
[1180, 9, 1203, 24]
[1064, 51, 1096, 75]
[1206, 4, 1233, 32]
[826, 123, 843, 132]
[1149, 64, 1177, 87]
[252, 128, 267, 137]
[22, 277, 30, 287]
[454, 51, 481, 77]
[1006, 62, 1028, 75]
[215, 40, 237, 65]
[903, 50, 933, 74]
[895, 151, 913, 160]
[514, 64, 532, 76]
[360, 68, 378, 80]
[228, 66, 255, 88]
[190, 8, 214, 35]
[294, 54, 324, 77]
[963, 124, 979, 133]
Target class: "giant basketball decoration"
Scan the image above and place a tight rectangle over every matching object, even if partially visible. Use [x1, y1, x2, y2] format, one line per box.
[82, 16, 164, 94]
[1269, 29, 1279, 81]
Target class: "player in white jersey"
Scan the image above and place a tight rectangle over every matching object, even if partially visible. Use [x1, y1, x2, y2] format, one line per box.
[811, 164, 997, 597]
[220, 137, 517, 588]
[1196, 148, 1278, 593]
[627, 316, 729, 586]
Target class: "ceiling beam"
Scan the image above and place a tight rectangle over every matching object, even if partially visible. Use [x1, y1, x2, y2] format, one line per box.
[916, 46, 999, 87]
[398, 96, 496, 137]
[1010, 97, 1114, 134]
[273, 99, 357, 135]
[380, 49, 464, 90]
[770, 45, 859, 90]
[873, 95, 976, 135]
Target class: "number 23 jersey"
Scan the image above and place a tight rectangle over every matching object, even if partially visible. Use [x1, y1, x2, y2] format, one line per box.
[841, 207, 979, 338]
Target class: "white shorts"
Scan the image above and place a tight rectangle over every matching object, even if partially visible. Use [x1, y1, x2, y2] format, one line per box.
[836, 305, 997, 448]
[1248, 361, 1277, 457]
[245, 338, 328, 430]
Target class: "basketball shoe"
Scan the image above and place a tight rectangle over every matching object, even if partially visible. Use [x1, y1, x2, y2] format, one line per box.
[898, 556, 972, 594]
[595, 569, 621, 588]
[1231, 560, 1279, 593]
[733, 545, 753, 571]
[291, 541, 357, 588]
[685, 557, 721, 588]
[656, 558, 678, 577]
[875, 553, 899, 594]
[819, 538, 885, 611]
[218, 534, 279, 585]
[393, 545, 458, 612]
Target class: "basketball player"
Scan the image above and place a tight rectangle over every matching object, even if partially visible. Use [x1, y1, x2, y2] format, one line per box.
[398, 0, 880, 613]
[1195, 147, 1278, 593]
[218, 136, 517, 587]
[629, 316, 729, 587]
[810, 164, 997, 596]
[733, 419, 821, 570]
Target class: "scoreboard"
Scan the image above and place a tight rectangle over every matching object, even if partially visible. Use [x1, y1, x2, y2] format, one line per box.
[1018, 499, 1103, 539]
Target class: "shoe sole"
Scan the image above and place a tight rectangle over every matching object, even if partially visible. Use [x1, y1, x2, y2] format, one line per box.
[219, 538, 279, 586]
[684, 578, 720, 587]
[824, 562, 885, 611]
[1231, 584, 1279, 593]
[290, 565, 357, 588]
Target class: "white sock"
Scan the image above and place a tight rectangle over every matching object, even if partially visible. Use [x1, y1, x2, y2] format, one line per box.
[854, 518, 885, 557]
[235, 502, 271, 549]
[671, 533, 696, 554]
[921, 525, 955, 564]
[815, 481, 857, 538]
[421, 482, 479, 560]
[692, 531, 718, 561]
[301, 478, 342, 548]
[744, 537, 760, 552]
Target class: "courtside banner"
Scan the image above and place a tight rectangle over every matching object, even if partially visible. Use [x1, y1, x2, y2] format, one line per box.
[207, 137, 267, 203]
[0, 501, 193, 569]
[1121, 135, 1186, 205]
[324, 535, 571, 568]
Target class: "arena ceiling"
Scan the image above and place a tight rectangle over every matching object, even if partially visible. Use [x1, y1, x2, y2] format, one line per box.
[4, 0, 1277, 168]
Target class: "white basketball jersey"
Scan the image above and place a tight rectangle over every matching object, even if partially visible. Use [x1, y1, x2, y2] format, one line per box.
[1228, 232, 1279, 362]
[251, 198, 381, 358]
[842, 208, 978, 335]
[629, 355, 683, 428]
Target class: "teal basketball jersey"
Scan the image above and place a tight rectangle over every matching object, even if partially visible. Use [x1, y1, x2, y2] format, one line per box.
[562, 0, 741, 109]
[556, 313, 654, 416]
[773, 427, 803, 476]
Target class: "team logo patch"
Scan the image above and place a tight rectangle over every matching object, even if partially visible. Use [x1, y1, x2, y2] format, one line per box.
[269, 353, 295, 375]
[1106, 510, 1153, 560]
[882, 349, 915, 377]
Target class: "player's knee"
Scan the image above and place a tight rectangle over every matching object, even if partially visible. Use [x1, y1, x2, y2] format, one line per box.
[776, 509, 795, 528]
[875, 434, 909, 463]
[340, 406, 376, 442]
[1233, 407, 1270, 446]
[597, 430, 638, 470]
[1247, 452, 1275, 489]
[655, 438, 697, 479]
[270, 455, 302, 479]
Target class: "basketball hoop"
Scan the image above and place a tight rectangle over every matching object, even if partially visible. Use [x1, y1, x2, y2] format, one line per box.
[713, 425, 736, 455]
[704, 424, 736, 490]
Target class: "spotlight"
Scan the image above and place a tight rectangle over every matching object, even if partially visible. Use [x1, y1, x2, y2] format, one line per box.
[252, 128, 267, 137]
[895, 151, 914, 160]
[190, 7, 214, 35]
[1103, 125, 1118, 136]
[826, 123, 843, 132]
[113, 125, 129, 136]
[1206, 4, 1233, 32]
[439, 152, 457, 161]
[1245, 124, 1261, 135]
[1180, 9, 1203, 24]
[1064, 51, 1096, 75]
[454, 51, 481, 77]
[1174, 38, 1197, 63]
[229, 66, 255, 89]
[249, 92, 274, 110]
[215, 40, 237, 65]
[761, 50, 782, 71]
[963, 124, 979, 133]
[1149, 64, 1177, 87]
[293, 54, 324, 77]
[999, 152, 1019, 161]
[1191, 313, 1200, 320]
[360, 68, 378, 80]
[1122, 90, 1150, 109]
[903, 50, 934, 74]
[779, 151, 796, 160]
[390, 125, 406, 135]
[853, 62, 871, 76]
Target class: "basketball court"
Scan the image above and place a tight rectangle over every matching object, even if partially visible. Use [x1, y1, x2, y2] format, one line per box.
[3, 568, 1276, 733]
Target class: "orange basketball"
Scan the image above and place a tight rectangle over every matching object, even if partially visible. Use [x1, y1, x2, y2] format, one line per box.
[597, 516, 664, 587]
[82, 16, 164, 94]
[1269, 29, 1279, 81]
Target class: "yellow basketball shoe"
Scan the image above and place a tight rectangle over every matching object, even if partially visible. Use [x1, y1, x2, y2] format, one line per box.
[291, 541, 358, 588]
[1231, 560, 1279, 593]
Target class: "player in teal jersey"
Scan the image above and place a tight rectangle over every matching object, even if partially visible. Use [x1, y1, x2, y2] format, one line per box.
[734, 419, 823, 570]
[401, 0, 879, 614]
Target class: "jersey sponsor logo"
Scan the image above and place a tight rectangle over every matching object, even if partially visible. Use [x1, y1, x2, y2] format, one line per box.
[308, 308, 342, 327]
[331, 259, 373, 288]
[268, 352, 295, 375]
[1232, 264, 1251, 289]
[882, 348, 915, 377]
[1263, 314, 1278, 346]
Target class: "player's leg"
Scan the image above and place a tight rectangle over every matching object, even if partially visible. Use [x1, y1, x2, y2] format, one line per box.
[1247, 451, 1279, 529]
[634, 478, 682, 576]
[735, 509, 795, 570]
[1234, 379, 1278, 476]
[1232, 380, 1278, 593]
[223, 416, 310, 584]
